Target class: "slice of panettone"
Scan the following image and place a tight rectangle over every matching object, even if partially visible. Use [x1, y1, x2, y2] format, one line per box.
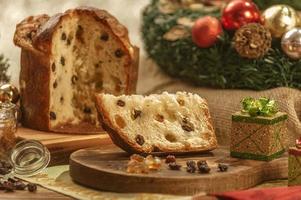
[95, 92, 217, 154]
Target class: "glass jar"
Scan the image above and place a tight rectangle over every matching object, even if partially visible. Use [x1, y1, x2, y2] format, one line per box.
[0, 102, 18, 160]
[0, 102, 50, 177]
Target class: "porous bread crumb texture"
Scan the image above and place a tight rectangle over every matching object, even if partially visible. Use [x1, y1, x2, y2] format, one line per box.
[49, 15, 129, 128]
[230, 120, 287, 156]
[97, 92, 217, 153]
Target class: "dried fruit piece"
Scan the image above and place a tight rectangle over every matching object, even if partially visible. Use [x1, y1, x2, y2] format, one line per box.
[51, 63, 56, 72]
[177, 99, 185, 106]
[130, 154, 144, 162]
[168, 162, 181, 170]
[218, 163, 228, 172]
[115, 49, 124, 58]
[14, 181, 26, 190]
[115, 114, 126, 128]
[61, 32, 67, 40]
[155, 114, 164, 122]
[127, 160, 149, 174]
[186, 160, 197, 173]
[76, 25, 84, 43]
[71, 75, 78, 84]
[117, 100, 125, 107]
[145, 155, 162, 170]
[60, 56, 65, 66]
[27, 183, 37, 192]
[165, 155, 176, 164]
[50, 112, 56, 120]
[165, 133, 177, 142]
[53, 80, 58, 89]
[100, 32, 109, 41]
[3, 181, 14, 192]
[83, 107, 92, 114]
[181, 117, 194, 132]
[131, 109, 142, 120]
[197, 160, 210, 173]
[67, 38, 71, 45]
[135, 134, 145, 146]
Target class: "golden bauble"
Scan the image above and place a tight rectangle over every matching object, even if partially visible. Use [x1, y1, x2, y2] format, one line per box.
[262, 5, 300, 38]
[281, 28, 301, 60]
[0, 84, 20, 104]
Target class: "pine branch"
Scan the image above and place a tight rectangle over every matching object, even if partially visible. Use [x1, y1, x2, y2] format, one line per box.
[0, 54, 10, 83]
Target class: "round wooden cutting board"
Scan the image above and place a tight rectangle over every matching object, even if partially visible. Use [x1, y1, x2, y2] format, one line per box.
[69, 146, 287, 195]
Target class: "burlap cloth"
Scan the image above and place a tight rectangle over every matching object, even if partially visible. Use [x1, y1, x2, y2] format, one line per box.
[137, 58, 301, 146]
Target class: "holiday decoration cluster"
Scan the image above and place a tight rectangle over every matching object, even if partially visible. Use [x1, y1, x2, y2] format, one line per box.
[142, 0, 301, 90]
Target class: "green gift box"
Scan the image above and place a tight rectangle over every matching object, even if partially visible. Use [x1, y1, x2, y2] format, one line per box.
[230, 111, 288, 161]
[288, 147, 301, 186]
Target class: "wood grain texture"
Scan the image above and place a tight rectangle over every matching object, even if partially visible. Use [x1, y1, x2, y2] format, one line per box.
[0, 184, 73, 200]
[69, 146, 288, 195]
[17, 127, 111, 166]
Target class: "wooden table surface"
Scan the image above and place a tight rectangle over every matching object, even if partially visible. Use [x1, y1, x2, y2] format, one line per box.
[0, 186, 74, 200]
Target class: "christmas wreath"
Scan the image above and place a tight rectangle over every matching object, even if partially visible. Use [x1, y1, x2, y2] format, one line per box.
[142, 0, 301, 90]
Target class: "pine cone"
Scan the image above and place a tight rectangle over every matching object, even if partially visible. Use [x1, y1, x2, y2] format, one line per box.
[233, 23, 272, 59]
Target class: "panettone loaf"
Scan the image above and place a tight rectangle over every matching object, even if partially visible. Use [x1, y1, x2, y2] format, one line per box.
[14, 7, 139, 133]
[95, 92, 218, 154]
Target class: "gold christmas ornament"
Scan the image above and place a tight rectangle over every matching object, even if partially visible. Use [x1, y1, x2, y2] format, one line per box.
[0, 84, 20, 104]
[262, 5, 300, 38]
[281, 28, 301, 60]
[233, 23, 272, 59]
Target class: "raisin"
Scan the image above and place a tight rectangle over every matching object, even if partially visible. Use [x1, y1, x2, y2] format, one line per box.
[95, 63, 100, 68]
[199, 165, 211, 173]
[27, 183, 37, 192]
[3, 181, 14, 192]
[83, 107, 92, 114]
[155, 114, 164, 122]
[50, 112, 56, 120]
[182, 124, 194, 132]
[67, 38, 71, 45]
[95, 81, 103, 89]
[197, 160, 210, 173]
[115, 49, 124, 58]
[186, 160, 196, 168]
[60, 56, 65, 66]
[117, 99, 125, 107]
[100, 32, 109, 41]
[168, 162, 181, 170]
[177, 99, 185, 106]
[181, 118, 194, 132]
[51, 63, 56, 72]
[135, 134, 145, 146]
[61, 32, 67, 40]
[197, 160, 208, 168]
[53, 80, 58, 88]
[76, 25, 84, 43]
[218, 163, 228, 172]
[14, 181, 26, 190]
[71, 75, 78, 84]
[132, 109, 141, 119]
[165, 155, 176, 164]
[60, 96, 64, 103]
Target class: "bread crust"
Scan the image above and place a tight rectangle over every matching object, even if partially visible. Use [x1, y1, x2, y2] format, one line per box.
[95, 94, 218, 155]
[14, 7, 139, 133]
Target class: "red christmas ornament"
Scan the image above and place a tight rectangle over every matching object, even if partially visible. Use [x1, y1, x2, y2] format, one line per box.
[192, 16, 223, 48]
[221, 0, 261, 31]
